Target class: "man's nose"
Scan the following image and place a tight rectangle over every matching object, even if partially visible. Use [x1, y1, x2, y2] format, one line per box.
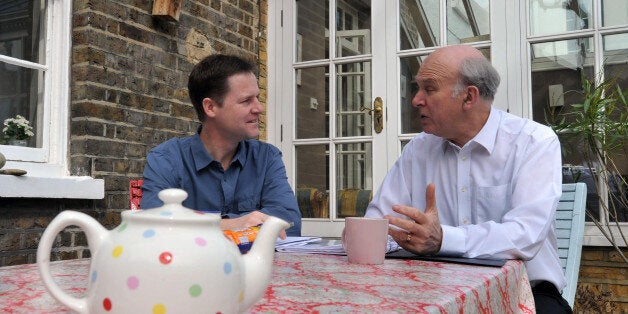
[412, 91, 425, 108]
[252, 98, 264, 113]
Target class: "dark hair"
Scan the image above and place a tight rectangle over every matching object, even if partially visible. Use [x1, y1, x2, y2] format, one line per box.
[454, 57, 501, 101]
[188, 54, 257, 122]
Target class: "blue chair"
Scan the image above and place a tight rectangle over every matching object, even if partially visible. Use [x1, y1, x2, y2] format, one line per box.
[555, 183, 587, 308]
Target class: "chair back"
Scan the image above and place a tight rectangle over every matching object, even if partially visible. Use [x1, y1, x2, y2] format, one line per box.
[130, 179, 143, 210]
[556, 182, 587, 307]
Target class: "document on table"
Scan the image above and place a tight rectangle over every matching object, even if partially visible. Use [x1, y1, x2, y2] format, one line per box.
[275, 236, 400, 255]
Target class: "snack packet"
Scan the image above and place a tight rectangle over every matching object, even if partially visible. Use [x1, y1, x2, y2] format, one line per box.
[223, 225, 260, 254]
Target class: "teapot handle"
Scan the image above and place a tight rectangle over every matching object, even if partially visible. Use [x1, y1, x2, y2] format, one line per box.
[37, 210, 108, 314]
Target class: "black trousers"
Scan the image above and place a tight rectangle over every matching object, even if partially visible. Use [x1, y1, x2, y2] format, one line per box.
[532, 281, 573, 314]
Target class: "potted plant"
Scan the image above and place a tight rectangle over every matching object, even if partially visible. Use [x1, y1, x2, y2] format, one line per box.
[547, 73, 628, 264]
[2, 115, 34, 146]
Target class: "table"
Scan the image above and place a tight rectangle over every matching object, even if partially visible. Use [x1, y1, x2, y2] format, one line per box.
[0, 253, 535, 313]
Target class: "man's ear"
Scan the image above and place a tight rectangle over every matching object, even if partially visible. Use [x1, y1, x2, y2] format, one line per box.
[462, 86, 480, 108]
[202, 97, 218, 118]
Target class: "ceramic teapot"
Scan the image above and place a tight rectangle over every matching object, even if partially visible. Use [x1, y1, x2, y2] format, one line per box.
[37, 188, 290, 314]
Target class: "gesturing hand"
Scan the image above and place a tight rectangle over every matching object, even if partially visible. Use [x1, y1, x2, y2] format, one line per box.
[385, 183, 442, 255]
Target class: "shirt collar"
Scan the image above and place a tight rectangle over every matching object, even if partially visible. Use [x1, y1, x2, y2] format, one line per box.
[471, 107, 499, 154]
[191, 134, 247, 171]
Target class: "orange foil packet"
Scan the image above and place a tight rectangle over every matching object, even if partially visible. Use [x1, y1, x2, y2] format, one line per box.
[223, 226, 260, 254]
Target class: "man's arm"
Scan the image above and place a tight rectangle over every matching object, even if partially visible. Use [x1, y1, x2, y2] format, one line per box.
[140, 149, 180, 210]
[257, 147, 302, 236]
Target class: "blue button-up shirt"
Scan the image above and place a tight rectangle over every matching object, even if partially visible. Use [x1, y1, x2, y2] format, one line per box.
[140, 134, 302, 236]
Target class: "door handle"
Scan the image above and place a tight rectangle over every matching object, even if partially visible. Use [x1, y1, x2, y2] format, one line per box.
[360, 97, 384, 133]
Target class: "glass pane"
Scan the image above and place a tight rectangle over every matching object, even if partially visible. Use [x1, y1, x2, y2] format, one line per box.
[603, 33, 628, 222]
[530, 37, 594, 125]
[530, 38, 596, 220]
[602, 0, 628, 27]
[0, 0, 45, 63]
[335, 0, 371, 57]
[296, 144, 330, 219]
[296, 0, 329, 61]
[400, 55, 424, 134]
[296, 66, 329, 139]
[336, 61, 371, 137]
[0, 68, 43, 149]
[447, 0, 490, 44]
[0, 0, 45, 148]
[400, 0, 440, 49]
[336, 142, 372, 218]
[529, 0, 592, 36]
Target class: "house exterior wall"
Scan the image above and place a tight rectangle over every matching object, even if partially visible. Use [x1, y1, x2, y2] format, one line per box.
[0, 0, 267, 265]
[575, 247, 628, 312]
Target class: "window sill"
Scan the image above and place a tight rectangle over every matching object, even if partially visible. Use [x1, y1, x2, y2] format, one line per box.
[583, 224, 628, 247]
[0, 175, 104, 199]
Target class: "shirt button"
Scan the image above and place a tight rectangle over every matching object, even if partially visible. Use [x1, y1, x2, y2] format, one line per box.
[463, 218, 469, 224]
[461, 187, 467, 193]
[461, 156, 467, 161]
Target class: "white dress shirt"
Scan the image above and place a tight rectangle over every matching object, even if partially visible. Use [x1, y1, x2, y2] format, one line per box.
[365, 108, 566, 290]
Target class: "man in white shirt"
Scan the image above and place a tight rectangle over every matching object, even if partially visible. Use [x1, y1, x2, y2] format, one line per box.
[365, 45, 571, 313]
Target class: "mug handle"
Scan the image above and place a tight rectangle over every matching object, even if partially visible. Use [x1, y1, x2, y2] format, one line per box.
[37, 210, 108, 314]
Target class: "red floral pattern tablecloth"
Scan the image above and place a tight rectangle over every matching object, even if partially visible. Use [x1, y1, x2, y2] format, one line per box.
[0, 253, 534, 313]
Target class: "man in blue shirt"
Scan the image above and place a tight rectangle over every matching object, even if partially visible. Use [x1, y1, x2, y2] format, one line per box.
[140, 54, 301, 236]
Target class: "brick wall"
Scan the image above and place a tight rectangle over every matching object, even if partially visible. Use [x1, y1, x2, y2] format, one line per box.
[575, 247, 628, 313]
[0, 0, 266, 266]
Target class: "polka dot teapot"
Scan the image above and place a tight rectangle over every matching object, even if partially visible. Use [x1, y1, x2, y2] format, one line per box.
[37, 188, 290, 314]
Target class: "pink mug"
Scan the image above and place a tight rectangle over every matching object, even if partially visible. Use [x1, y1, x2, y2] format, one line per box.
[342, 217, 389, 264]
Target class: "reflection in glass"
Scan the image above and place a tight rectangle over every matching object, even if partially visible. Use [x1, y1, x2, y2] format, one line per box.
[296, 66, 329, 139]
[400, 55, 424, 134]
[0, 0, 45, 63]
[529, 0, 591, 36]
[336, 62, 371, 137]
[602, 0, 628, 27]
[336, 142, 372, 218]
[603, 33, 628, 222]
[296, 0, 329, 61]
[399, 0, 439, 50]
[296, 144, 330, 219]
[531, 38, 594, 126]
[447, 0, 490, 44]
[335, 0, 371, 57]
[0, 0, 46, 148]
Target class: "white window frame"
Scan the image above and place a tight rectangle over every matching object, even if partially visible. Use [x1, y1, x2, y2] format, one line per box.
[0, 0, 103, 199]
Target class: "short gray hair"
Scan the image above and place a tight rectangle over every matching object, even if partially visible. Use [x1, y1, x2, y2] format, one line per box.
[452, 57, 500, 101]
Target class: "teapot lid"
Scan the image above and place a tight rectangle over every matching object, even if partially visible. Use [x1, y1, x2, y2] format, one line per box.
[123, 188, 220, 224]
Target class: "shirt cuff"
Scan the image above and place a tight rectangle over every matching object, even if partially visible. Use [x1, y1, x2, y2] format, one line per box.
[438, 225, 466, 256]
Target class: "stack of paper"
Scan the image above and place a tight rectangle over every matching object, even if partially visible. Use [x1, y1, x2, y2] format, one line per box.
[275, 236, 400, 255]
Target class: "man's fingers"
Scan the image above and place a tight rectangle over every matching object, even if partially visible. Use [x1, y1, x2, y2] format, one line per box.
[385, 214, 411, 232]
[392, 204, 430, 226]
[425, 183, 437, 214]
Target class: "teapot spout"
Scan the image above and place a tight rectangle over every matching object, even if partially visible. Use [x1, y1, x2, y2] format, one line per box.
[240, 216, 290, 311]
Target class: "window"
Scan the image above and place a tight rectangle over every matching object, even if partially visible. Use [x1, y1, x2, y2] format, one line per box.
[526, 0, 628, 246]
[1, 0, 68, 173]
[0, 0, 103, 198]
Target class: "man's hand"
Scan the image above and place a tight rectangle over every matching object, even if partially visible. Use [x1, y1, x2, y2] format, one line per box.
[220, 211, 287, 239]
[385, 183, 442, 255]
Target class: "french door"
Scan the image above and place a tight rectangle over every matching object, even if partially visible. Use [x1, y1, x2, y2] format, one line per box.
[270, 0, 504, 237]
